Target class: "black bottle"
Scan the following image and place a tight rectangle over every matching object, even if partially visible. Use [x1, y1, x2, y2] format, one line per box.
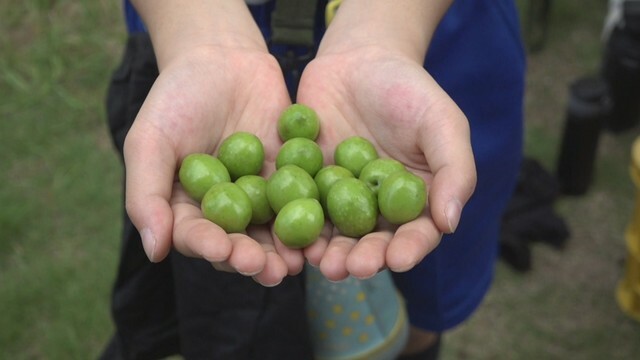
[556, 76, 611, 195]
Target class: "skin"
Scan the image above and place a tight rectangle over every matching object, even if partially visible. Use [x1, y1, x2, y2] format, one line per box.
[124, 0, 476, 354]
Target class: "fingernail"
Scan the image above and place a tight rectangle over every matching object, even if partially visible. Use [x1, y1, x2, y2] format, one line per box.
[141, 228, 157, 262]
[355, 272, 376, 280]
[256, 277, 283, 288]
[239, 270, 261, 277]
[444, 199, 462, 233]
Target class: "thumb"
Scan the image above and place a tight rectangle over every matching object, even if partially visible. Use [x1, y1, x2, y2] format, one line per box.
[123, 124, 177, 262]
[419, 104, 476, 234]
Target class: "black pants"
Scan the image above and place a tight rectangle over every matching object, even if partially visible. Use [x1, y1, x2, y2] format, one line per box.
[101, 33, 313, 360]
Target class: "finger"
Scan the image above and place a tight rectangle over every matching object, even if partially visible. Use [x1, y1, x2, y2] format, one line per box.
[418, 97, 476, 234]
[173, 198, 280, 284]
[302, 221, 333, 267]
[249, 250, 289, 288]
[346, 230, 392, 279]
[270, 229, 307, 276]
[252, 252, 288, 287]
[319, 232, 357, 282]
[171, 187, 233, 263]
[385, 210, 442, 272]
[248, 226, 289, 286]
[227, 233, 267, 276]
[124, 123, 177, 262]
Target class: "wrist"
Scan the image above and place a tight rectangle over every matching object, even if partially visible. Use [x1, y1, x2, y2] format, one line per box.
[131, 0, 268, 70]
[317, 0, 452, 63]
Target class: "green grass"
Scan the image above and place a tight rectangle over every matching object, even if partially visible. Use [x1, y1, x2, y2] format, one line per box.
[1, 0, 125, 358]
[1, 0, 639, 359]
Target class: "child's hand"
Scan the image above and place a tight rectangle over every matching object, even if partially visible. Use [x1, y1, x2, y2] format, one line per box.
[298, 48, 477, 280]
[123, 46, 301, 286]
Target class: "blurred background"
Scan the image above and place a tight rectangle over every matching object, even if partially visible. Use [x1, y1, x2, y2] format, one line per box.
[1, 0, 639, 358]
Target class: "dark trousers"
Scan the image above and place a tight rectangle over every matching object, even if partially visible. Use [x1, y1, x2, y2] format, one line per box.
[101, 33, 313, 360]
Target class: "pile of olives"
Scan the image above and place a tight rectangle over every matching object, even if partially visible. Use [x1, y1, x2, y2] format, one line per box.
[179, 104, 427, 249]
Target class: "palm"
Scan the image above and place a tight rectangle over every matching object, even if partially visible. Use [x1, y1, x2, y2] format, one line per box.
[143, 49, 288, 160]
[124, 47, 300, 286]
[297, 49, 475, 280]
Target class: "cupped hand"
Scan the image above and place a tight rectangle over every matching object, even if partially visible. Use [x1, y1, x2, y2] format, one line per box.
[297, 47, 477, 281]
[123, 46, 303, 286]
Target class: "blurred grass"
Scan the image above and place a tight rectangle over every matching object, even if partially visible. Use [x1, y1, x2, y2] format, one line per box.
[0, 0, 125, 358]
[1, 0, 639, 359]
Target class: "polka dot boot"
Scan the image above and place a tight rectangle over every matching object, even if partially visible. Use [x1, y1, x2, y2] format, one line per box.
[306, 264, 409, 360]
